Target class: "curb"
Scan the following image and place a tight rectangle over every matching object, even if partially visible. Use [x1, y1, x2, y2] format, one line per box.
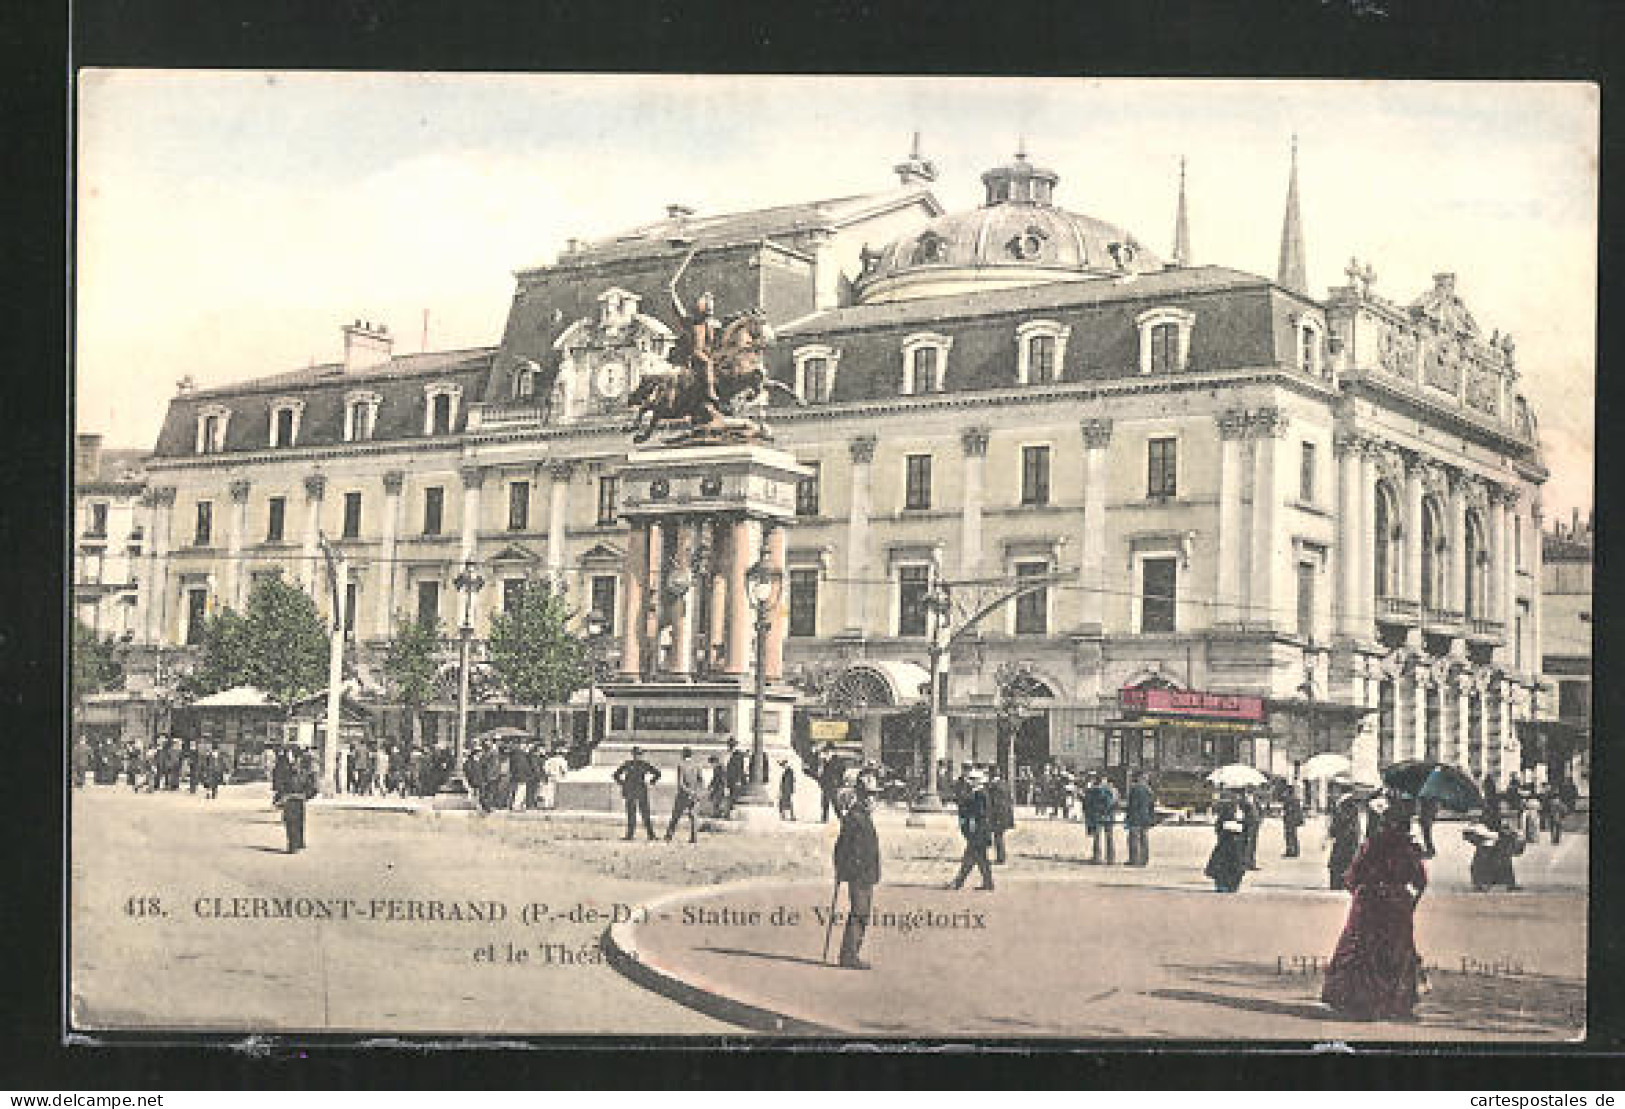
[601, 879, 844, 1035]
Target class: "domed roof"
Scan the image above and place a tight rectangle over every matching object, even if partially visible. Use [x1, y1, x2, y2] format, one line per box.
[855, 151, 1164, 304]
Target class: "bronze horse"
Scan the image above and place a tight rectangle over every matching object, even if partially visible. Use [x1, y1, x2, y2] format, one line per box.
[628, 311, 801, 443]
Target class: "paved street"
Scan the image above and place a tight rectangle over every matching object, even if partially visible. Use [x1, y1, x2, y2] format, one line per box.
[71, 784, 1586, 1039]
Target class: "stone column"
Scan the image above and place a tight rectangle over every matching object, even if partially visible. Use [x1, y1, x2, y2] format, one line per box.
[226, 479, 250, 611]
[1359, 446, 1378, 629]
[1403, 454, 1424, 605]
[1454, 674, 1471, 768]
[1530, 496, 1545, 680]
[959, 427, 989, 576]
[545, 460, 574, 592]
[458, 461, 481, 627]
[725, 516, 754, 676]
[646, 521, 666, 677]
[619, 521, 649, 678]
[144, 486, 176, 645]
[1487, 487, 1506, 631]
[1249, 408, 1288, 631]
[376, 471, 405, 639]
[1448, 469, 1468, 618]
[1503, 492, 1520, 666]
[763, 523, 788, 682]
[845, 436, 876, 633]
[302, 473, 327, 594]
[1334, 431, 1363, 638]
[707, 521, 729, 673]
[1080, 419, 1113, 632]
[666, 519, 697, 678]
[1412, 670, 1429, 763]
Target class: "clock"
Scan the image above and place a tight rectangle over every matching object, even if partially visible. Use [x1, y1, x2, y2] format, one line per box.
[594, 362, 628, 398]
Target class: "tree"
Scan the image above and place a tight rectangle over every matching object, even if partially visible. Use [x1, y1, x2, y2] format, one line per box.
[384, 613, 442, 748]
[181, 576, 328, 719]
[485, 583, 588, 732]
[71, 619, 124, 709]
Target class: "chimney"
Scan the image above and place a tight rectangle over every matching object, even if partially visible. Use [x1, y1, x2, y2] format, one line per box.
[342, 319, 393, 372]
[666, 203, 695, 220]
[76, 432, 104, 482]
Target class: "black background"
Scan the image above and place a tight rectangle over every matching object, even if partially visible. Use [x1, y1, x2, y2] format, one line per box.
[7, 0, 1622, 1089]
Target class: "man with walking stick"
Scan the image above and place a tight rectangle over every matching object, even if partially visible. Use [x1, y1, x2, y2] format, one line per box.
[828, 773, 880, 970]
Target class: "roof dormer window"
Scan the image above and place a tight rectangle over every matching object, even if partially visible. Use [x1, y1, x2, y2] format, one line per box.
[423, 382, 463, 436]
[901, 332, 952, 395]
[1016, 320, 1072, 384]
[268, 398, 306, 449]
[1135, 307, 1195, 375]
[195, 404, 231, 455]
[792, 345, 841, 403]
[344, 390, 382, 443]
[1294, 314, 1327, 379]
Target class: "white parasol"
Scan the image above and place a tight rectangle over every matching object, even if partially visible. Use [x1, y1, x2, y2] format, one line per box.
[1206, 764, 1268, 788]
[1300, 753, 1352, 780]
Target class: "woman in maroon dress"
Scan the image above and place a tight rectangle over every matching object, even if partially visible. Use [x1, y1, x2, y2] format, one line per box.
[1321, 795, 1428, 1020]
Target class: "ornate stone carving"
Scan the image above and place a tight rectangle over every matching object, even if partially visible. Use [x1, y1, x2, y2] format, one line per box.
[303, 474, 327, 501]
[1333, 429, 1370, 458]
[848, 435, 878, 464]
[545, 460, 577, 481]
[1421, 338, 1462, 395]
[1079, 418, 1114, 449]
[1378, 324, 1417, 379]
[1465, 366, 1500, 416]
[1215, 410, 1250, 441]
[1247, 406, 1291, 439]
[228, 479, 251, 503]
[460, 467, 486, 491]
[961, 426, 990, 458]
[382, 470, 406, 495]
[146, 485, 177, 508]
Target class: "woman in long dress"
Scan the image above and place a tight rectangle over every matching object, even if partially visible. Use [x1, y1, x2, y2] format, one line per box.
[1326, 789, 1363, 890]
[1204, 796, 1247, 893]
[1321, 797, 1428, 1020]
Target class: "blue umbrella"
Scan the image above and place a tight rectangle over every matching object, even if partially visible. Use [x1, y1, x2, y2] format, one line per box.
[1416, 765, 1484, 811]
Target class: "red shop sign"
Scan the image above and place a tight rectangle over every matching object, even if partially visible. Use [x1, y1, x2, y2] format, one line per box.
[1119, 687, 1265, 722]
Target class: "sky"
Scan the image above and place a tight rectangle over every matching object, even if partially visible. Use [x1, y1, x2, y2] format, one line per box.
[76, 74, 1596, 519]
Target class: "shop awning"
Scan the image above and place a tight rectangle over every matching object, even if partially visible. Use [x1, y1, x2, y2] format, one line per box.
[839, 660, 931, 707]
[190, 685, 277, 709]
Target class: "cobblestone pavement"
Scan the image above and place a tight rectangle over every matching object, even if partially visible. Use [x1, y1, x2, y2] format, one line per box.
[69, 783, 1586, 1039]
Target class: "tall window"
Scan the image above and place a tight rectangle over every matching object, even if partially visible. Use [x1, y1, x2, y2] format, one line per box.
[274, 407, 296, 448]
[1515, 601, 1529, 670]
[342, 491, 362, 539]
[1373, 486, 1395, 597]
[590, 575, 618, 632]
[1299, 442, 1317, 503]
[503, 578, 527, 614]
[909, 347, 938, 394]
[795, 462, 821, 517]
[1028, 334, 1056, 381]
[1464, 514, 1484, 618]
[349, 401, 369, 440]
[596, 477, 619, 526]
[1420, 500, 1440, 609]
[431, 393, 453, 435]
[803, 357, 829, 402]
[1021, 446, 1051, 506]
[417, 580, 441, 626]
[199, 414, 221, 454]
[267, 496, 286, 542]
[423, 486, 444, 536]
[194, 501, 213, 546]
[344, 581, 358, 635]
[184, 587, 208, 645]
[1140, 556, 1177, 633]
[1296, 561, 1316, 641]
[788, 569, 819, 638]
[1147, 438, 1177, 498]
[508, 480, 530, 531]
[898, 565, 932, 637]
[905, 454, 933, 510]
[1149, 323, 1179, 373]
[1424, 687, 1441, 761]
[1014, 561, 1048, 635]
[87, 503, 108, 537]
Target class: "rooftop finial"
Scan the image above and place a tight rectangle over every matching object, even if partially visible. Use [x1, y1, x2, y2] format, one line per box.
[893, 131, 938, 187]
[1016, 133, 1029, 160]
[1277, 134, 1308, 295]
[1171, 156, 1192, 268]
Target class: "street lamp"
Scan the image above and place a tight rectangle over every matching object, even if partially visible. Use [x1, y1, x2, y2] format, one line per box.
[912, 582, 954, 813]
[437, 559, 485, 802]
[584, 609, 609, 753]
[737, 553, 783, 807]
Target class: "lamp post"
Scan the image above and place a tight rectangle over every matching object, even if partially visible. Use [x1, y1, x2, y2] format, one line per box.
[437, 559, 485, 802]
[737, 553, 783, 807]
[912, 582, 954, 813]
[584, 609, 608, 752]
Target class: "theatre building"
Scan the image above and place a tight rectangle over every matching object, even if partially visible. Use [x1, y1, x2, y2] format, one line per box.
[128, 138, 1546, 786]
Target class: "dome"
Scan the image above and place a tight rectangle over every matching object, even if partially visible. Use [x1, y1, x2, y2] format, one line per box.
[855, 151, 1164, 304]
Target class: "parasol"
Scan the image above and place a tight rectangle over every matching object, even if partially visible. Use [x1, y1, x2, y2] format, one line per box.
[1300, 753, 1352, 780]
[1206, 764, 1268, 788]
[1381, 760, 1483, 811]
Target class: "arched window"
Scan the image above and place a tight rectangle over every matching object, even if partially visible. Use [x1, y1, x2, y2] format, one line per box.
[1015, 319, 1071, 384]
[1419, 497, 1445, 610]
[1135, 307, 1195, 375]
[1463, 511, 1487, 618]
[1373, 482, 1401, 599]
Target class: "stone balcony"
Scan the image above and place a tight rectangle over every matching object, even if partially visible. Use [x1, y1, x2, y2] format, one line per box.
[466, 402, 549, 430]
[1423, 606, 1465, 635]
[1467, 616, 1506, 644]
[1375, 595, 1420, 627]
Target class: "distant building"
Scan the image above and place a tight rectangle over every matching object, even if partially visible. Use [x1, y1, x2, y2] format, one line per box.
[73, 433, 149, 641]
[120, 138, 1550, 785]
[1536, 510, 1592, 789]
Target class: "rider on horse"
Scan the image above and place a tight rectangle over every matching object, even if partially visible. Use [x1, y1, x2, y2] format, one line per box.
[670, 285, 723, 414]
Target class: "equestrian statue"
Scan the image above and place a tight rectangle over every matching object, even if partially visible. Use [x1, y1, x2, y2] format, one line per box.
[628, 246, 802, 444]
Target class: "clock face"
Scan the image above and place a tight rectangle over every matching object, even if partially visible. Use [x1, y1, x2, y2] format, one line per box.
[594, 362, 628, 398]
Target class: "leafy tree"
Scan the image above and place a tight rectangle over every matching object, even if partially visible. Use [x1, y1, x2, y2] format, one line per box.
[384, 613, 442, 747]
[71, 619, 124, 708]
[485, 582, 588, 732]
[181, 577, 328, 718]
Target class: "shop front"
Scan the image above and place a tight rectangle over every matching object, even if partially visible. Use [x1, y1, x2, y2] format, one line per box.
[1095, 685, 1270, 809]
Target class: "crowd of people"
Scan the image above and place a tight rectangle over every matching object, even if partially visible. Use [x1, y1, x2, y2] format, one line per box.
[72, 734, 228, 798]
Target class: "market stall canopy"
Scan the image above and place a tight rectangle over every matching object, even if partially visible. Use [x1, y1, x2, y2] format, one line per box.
[1300, 753, 1352, 780]
[189, 685, 277, 709]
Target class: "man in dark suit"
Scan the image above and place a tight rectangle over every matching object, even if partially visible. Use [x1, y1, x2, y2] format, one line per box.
[281, 751, 316, 854]
[200, 743, 224, 800]
[987, 768, 1015, 864]
[833, 776, 881, 970]
[665, 747, 704, 844]
[1282, 787, 1306, 858]
[817, 744, 849, 823]
[778, 759, 797, 820]
[614, 746, 662, 840]
[724, 739, 747, 807]
[1124, 770, 1156, 866]
[948, 769, 995, 891]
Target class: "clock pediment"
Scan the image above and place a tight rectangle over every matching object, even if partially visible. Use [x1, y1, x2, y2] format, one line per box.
[552, 287, 680, 422]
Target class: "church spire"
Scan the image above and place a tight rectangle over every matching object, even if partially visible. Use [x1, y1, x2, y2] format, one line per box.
[1171, 156, 1191, 267]
[1277, 135, 1308, 295]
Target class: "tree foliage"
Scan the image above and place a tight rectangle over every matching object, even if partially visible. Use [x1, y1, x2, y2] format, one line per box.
[71, 619, 124, 707]
[485, 582, 588, 712]
[181, 576, 328, 715]
[384, 612, 442, 742]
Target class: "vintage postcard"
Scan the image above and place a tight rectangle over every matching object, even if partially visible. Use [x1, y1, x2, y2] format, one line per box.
[70, 74, 1594, 1040]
